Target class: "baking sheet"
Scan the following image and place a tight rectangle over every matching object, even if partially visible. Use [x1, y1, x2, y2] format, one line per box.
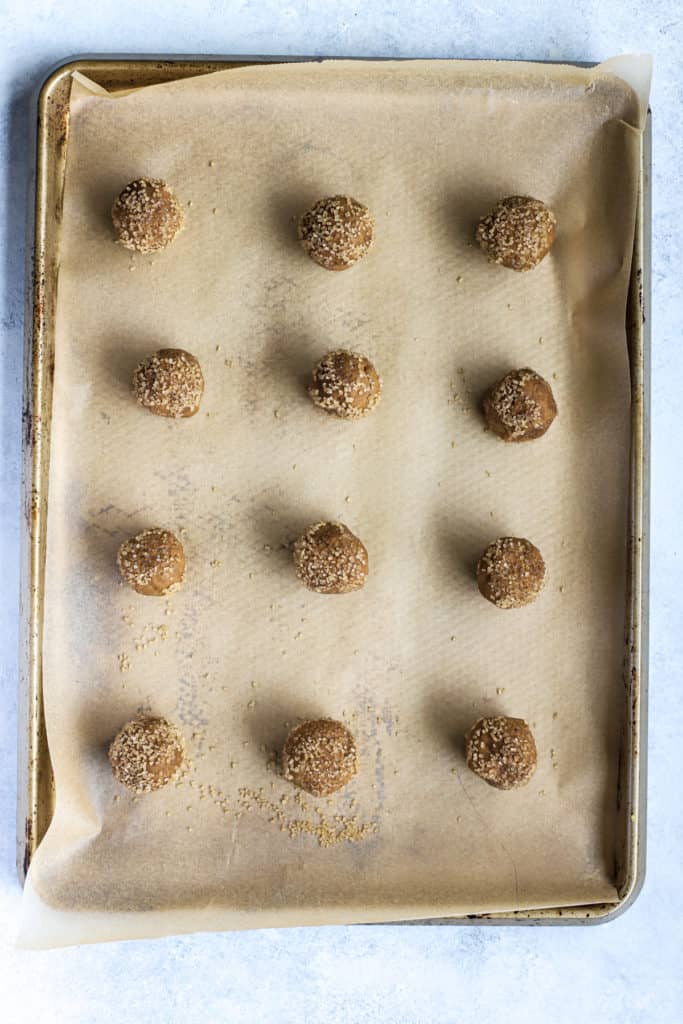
[19, 57, 649, 946]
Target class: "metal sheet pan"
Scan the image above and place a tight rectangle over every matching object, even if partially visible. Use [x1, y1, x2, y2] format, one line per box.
[17, 56, 650, 925]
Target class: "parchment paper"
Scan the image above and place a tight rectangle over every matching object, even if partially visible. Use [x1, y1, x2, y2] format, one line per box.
[20, 57, 649, 946]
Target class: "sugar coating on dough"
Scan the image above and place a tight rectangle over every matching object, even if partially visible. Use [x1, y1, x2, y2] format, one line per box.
[112, 178, 184, 254]
[117, 528, 185, 597]
[298, 195, 374, 270]
[476, 196, 556, 271]
[483, 368, 557, 442]
[282, 719, 358, 796]
[465, 716, 537, 789]
[109, 716, 185, 793]
[477, 536, 546, 609]
[308, 350, 382, 420]
[293, 522, 368, 594]
[133, 349, 204, 419]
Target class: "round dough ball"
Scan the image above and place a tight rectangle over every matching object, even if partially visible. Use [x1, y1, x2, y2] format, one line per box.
[112, 178, 185, 254]
[483, 368, 557, 442]
[282, 719, 358, 796]
[298, 195, 374, 270]
[109, 716, 185, 793]
[477, 537, 546, 609]
[117, 528, 185, 597]
[308, 350, 382, 420]
[476, 196, 556, 271]
[465, 716, 537, 789]
[293, 522, 368, 594]
[133, 348, 204, 418]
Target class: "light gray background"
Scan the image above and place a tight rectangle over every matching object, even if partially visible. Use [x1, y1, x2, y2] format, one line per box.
[1, 2, 680, 1021]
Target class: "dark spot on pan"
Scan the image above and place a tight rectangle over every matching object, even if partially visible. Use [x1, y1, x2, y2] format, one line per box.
[22, 399, 33, 449]
[23, 817, 33, 879]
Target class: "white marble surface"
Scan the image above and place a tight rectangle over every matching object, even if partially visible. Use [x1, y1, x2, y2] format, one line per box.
[1, 2, 681, 1020]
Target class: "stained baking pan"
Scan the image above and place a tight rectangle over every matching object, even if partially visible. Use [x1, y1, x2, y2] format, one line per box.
[18, 57, 650, 925]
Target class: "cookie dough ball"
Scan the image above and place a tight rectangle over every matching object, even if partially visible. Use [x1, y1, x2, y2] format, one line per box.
[476, 196, 556, 271]
[465, 716, 537, 789]
[133, 349, 204, 418]
[117, 528, 185, 597]
[299, 195, 374, 270]
[282, 719, 358, 796]
[109, 716, 185, 793]
[484, 368, 557, 442]
[308, 350, 382, 420]
[293, 522, 368, 594]
[112, 178, 185, 254]
[477, 537, 545, 609]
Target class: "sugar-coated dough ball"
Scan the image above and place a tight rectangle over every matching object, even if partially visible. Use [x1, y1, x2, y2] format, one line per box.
[117, 528, 185, 597]
[308, 350, 382, 420]
[476, 196, 556, 271]
[112, 178, 184, 253]
[133, 349, 204, 418]
[293, 522, 368, 594]
[465, 716, 537, 789]
[109, 716, 185, 793]
[282, 719, 358, 796]
[477, 537, 546, 609]
[298, 195, 374, 270]
[483, 368, 557, 442]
